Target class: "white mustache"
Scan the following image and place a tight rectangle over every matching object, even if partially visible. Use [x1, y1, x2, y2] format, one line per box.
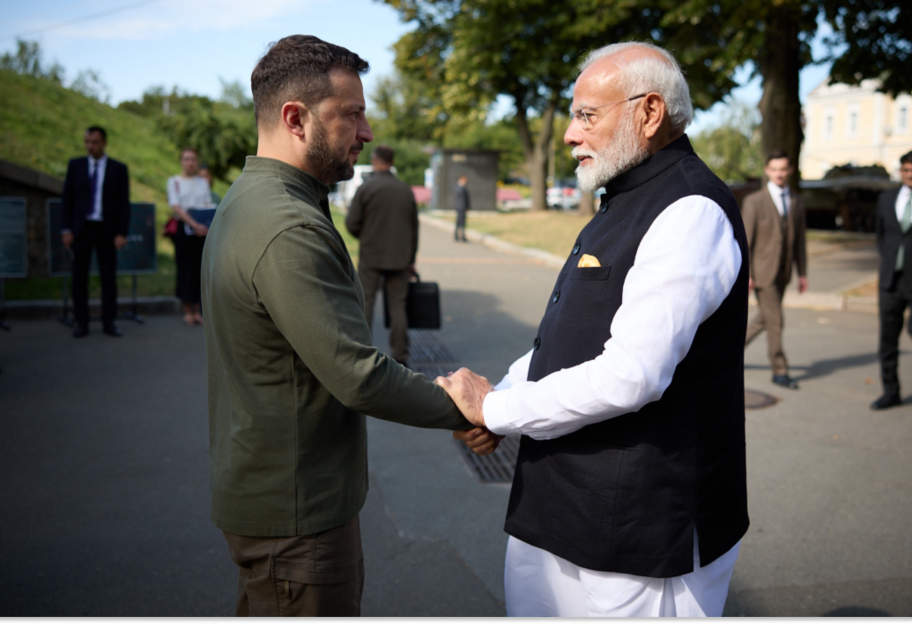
[571, 147, 595, 161]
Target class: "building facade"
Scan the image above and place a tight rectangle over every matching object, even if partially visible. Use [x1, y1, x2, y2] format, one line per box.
[801, 78, 911, 180]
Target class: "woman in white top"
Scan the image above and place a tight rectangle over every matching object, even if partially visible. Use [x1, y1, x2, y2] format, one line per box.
[167, 147, 213, 326]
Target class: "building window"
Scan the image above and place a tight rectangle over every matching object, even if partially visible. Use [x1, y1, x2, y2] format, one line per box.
[899, 106, 908, 134]
[824, 113, 834, 140]
[847, 108, 859, 138]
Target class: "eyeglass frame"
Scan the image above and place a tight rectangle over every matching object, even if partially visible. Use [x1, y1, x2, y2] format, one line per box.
[570, 93, 648, 129]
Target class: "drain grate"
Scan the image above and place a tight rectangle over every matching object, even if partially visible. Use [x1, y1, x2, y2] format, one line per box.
[745, 390, 778, 410]
[408, 329, 445, 345]
[409, 342, 456, 363]
[455, 435, 520, 483]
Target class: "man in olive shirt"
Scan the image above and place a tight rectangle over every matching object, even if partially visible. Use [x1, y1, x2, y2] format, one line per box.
[345, 144, 418, 364]
[201, 36, 495, 617]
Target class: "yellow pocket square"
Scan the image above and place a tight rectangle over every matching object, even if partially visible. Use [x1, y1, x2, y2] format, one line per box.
[577, 254, 601, 268]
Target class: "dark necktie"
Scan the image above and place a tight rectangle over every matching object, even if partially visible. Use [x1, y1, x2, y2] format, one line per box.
[88, 160, 98, 216]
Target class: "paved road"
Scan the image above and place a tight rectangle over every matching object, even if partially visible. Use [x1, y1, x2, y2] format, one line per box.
[1, 219, 910, 616]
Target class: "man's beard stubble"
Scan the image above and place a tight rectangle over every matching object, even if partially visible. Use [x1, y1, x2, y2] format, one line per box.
[573, 110, 650, 193]
[307, 116, 360, 185]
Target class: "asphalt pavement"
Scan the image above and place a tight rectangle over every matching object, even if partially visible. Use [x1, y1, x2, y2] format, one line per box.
[1, 217, 910, 616]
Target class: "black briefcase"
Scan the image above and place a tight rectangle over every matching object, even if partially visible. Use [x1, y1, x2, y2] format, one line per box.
[383, 273, 441, 329]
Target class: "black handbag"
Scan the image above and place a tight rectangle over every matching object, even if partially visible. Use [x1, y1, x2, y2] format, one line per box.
[384, 273, 441, 329]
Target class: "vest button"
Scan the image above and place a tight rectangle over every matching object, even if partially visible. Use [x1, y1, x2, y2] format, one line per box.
[533, 337, 541, 350]
[552, 290, 560, 303]
[572, 242, 580, 255]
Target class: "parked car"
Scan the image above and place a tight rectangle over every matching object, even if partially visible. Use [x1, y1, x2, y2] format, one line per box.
[547, 179, 581, 209]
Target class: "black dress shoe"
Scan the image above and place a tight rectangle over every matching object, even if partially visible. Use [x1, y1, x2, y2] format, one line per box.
[103, 324, 122, 337]
[73, 325, 89, 338]
[772, 374, 799, 389]
[870, 394, 902, 410]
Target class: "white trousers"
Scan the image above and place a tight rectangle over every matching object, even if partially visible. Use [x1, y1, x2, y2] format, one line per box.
[504, 532, 740, 617]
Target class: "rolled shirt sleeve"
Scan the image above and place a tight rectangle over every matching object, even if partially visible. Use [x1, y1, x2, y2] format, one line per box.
[483, 195, 742, 439]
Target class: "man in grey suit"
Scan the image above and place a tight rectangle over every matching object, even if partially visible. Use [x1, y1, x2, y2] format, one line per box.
[453, 174, 470, 241]
[345, 145, 417, 364]
[872, 151, 912, 410]
[742, 150, 807, 390]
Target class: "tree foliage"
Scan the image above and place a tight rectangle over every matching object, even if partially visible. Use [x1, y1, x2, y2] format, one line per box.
[118, 81, 256, 181]
[382, 0, 743, 210]
[690, 101, 763, 185]
[0, 39, 65, 85]
[667, 0, 911, 184]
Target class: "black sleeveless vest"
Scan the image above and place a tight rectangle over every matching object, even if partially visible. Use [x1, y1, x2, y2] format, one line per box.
[503, 136, 750, 578]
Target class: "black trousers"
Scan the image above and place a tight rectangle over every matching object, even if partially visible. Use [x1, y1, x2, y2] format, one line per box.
[878, 285, 912, 397]
[71, 221, 117, 327]
[455, 208, 467, 241]
[174, 225, 206, 304]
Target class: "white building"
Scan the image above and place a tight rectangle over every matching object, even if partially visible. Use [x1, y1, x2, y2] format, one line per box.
[801, 78, 911, 180]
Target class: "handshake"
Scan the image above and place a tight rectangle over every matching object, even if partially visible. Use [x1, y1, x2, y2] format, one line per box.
[434, 368, 504, 457]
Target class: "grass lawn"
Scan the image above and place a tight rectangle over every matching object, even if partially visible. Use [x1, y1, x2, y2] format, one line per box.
[434, 209, 594, 258]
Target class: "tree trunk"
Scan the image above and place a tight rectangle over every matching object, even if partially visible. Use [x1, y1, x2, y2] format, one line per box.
[758, 4, 804, 191]
[516, 95, 560, 212]
[579, 191, 595, 217]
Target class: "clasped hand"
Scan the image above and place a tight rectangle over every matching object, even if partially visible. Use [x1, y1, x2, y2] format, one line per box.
[435, 368, 504, 456]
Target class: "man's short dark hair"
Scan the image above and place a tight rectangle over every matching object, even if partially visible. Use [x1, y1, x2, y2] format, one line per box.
[900, 151, 912, 166]
[765, 150, 790, 165]
[251, 35, 369, 128]
[372, 145, 394, 165]
[86, 126, 107, 141]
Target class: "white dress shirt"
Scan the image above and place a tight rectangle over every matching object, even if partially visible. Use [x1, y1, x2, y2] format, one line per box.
[767, 180, 789, 218]
[86, 155, 107, 222]
[894, 184, 912, 223]
[482, 194, 744, 617]
[484, 195, 742, 439]
[167, 175, 214, 235]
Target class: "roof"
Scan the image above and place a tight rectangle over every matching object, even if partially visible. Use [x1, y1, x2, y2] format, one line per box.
[0, 159, 63, 194]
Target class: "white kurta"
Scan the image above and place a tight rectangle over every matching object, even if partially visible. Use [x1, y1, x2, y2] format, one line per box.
[483, 195, 744, 617]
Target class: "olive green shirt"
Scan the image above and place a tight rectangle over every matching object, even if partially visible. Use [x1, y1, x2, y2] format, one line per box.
[202, 156, 468, 537]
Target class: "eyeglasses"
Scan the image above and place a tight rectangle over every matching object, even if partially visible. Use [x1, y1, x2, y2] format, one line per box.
[570, 94, 647, 129]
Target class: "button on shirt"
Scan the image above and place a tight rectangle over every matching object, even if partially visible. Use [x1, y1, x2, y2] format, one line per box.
[895, 185, 912, 224]
[767, 180, 790, 218]
[86, 155, 107, 222]
[483, 195, 742, 440]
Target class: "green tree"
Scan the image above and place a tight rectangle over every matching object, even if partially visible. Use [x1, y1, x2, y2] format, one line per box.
[118, 82, 256, 181]
[690, 101, 762, 185]
[1, 39, 65, 84]
[666, 0, 911, 188]
[383, 0, 739, 211]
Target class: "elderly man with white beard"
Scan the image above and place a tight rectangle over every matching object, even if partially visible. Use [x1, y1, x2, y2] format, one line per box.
[441, 41, 750, 617]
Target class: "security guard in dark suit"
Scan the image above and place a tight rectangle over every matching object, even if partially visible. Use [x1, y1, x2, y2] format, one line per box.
[61, 126, 131, 338]
[345, 145, 418, 364]
[872, 151, 912, 410]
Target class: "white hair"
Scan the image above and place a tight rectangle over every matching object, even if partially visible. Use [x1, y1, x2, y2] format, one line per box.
[579, 42, 693, 133]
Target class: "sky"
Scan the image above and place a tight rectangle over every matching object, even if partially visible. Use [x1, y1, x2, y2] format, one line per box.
[1, 0, 834, 134]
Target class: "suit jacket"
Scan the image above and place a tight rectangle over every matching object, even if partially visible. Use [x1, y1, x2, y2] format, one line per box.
[875, 187, 907, 289]
[453, 184, 470, 212]
[61, 156, 131, 239]
[345, 170, 418, 270]
[741, 186, 806, 289]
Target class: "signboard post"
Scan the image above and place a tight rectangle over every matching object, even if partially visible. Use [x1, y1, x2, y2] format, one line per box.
[46, 200, 157, 325]
[0, 196, 28, 331]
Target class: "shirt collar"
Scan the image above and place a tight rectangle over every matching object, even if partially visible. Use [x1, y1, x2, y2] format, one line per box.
[767, 180, 787, 197]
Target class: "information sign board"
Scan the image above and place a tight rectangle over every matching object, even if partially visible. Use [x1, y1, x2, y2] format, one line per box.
[46, 200, 158, 277]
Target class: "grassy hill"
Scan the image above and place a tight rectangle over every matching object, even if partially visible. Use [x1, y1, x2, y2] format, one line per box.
[0, 68, 185, 208]
[0, 70, 234, 300]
